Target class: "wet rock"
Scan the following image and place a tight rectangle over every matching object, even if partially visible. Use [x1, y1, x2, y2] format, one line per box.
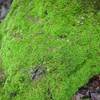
[96, 87, 100, 93]
[91, 93, 100, 100]
[73, 75, 100, 100]
[0, 0, 13, 21]
[0, 0, 3, 4]
[78, 87, 89, 96]
[75, 93, 84, 100]
[0, 6, 8, 19]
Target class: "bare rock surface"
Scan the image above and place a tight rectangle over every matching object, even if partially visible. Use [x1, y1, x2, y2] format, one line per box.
[73, 75, 100, 100]
[0, 0, 12, 21]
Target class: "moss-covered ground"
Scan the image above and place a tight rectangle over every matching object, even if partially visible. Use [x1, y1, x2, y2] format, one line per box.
[0, 0, 100, 100]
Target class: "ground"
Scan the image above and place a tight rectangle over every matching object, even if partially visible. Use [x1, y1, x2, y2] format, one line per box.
[0, 0, 100, 100]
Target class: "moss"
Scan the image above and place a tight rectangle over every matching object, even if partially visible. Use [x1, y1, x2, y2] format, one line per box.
[0, 0, 100, 100]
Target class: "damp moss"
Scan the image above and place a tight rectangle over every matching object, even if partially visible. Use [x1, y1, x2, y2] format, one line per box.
[0, 0, 100, 100]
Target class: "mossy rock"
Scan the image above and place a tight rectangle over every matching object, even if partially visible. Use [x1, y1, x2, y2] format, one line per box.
[0, 0, 100, 100]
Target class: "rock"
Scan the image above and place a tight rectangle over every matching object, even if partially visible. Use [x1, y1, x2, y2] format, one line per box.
[75, 93, 84, 100]
[0, 6, 8, 19]
[73, 75, 100, 100]
[0, 0, 3, 4]
[0, 0, 12, 20]
[31, 66, 46, 80]
[91, 93, 100, 100]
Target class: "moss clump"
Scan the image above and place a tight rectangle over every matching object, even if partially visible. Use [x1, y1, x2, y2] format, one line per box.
[0, 0, 100, 100]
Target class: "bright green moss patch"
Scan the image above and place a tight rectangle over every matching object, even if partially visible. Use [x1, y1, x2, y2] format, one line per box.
[0, 0, 100, 100]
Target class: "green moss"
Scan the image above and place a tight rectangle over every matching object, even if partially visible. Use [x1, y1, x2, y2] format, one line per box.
[0, 0, 100, 100]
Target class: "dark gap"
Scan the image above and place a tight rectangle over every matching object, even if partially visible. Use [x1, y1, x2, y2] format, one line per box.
[47, 88, 54, 100]
[10, 91, 17, 97]
[31, 65, 46, 80]
[72, 74, 100, 100]
[58, 34, 67, 39]
[9, 88, 20, 99]
[45, 88, 54, 100]
[44, 10, 48, 15]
